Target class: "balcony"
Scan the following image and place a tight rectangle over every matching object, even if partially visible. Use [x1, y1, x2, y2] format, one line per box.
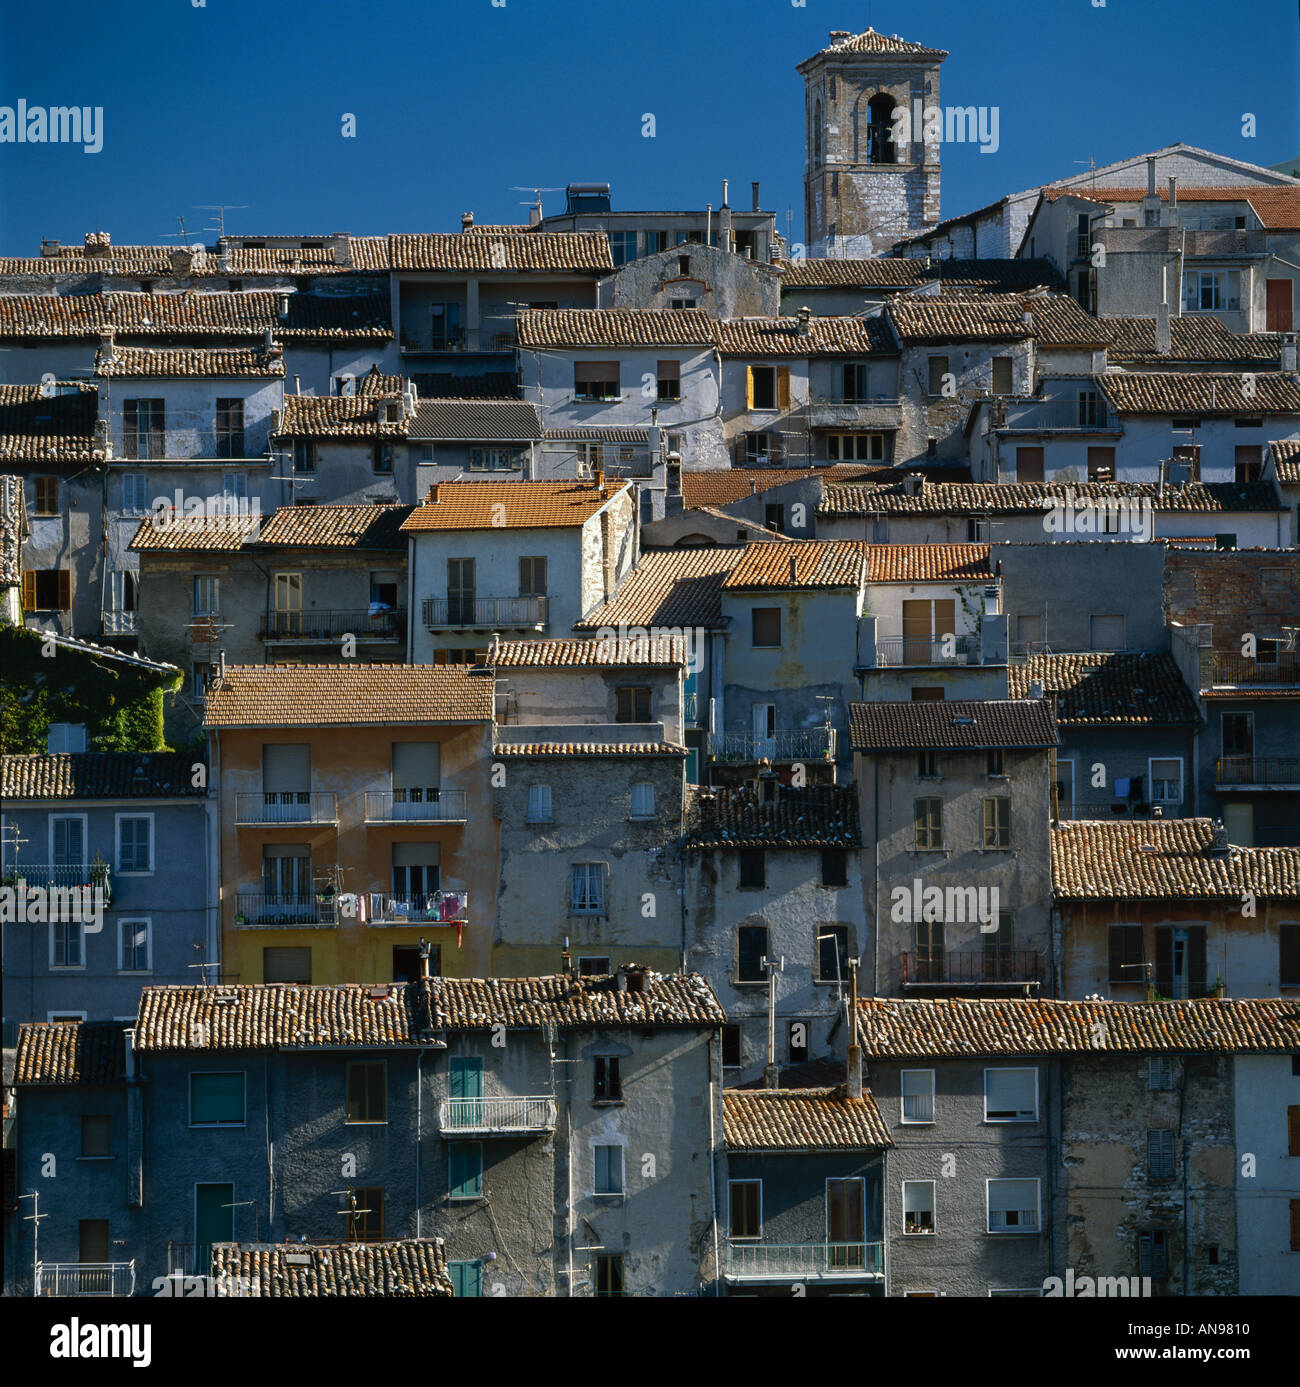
[869, 635, 973, 668]
[805, 397, 902, 430]
[1216, 757, 1300, 788]
[422, 596, 548, 631]
[260, 608, 405, 643]
[438, 1095, 557, 1135]
[1206, 650, 1299, 686]
[995, 400, 1119, 432]
[366, 889, 469, 927]
[235, 792, 338, 825]
[723, 1241, 884, 1283]
[35, 1262, 136, 1297]
[1183, 229, 1267, 258]
[708, 728, 837, 764]
[3, 862, 112, 902]
[902, 951, 1041, 988]
[101, 610, 139, 636]
[364, 791, 468, 823]
[232, 892, 338, 929]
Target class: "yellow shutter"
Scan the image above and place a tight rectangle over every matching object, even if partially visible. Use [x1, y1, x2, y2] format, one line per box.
[777, 366, 791, 410]
[745, 367, 754, 411]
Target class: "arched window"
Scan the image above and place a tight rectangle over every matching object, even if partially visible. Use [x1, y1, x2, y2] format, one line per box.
[866, 93, 897, 164]
[813, 100, 823, 165]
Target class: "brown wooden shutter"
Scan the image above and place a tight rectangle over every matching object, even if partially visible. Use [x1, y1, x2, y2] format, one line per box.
[1288, 1106, 1300, 1158]
[777, 366, 791, 410]
[1188, 926, 1207, 995]
[22, 571, 36, 611]
[1292, 1199, 1300, 1252]
[57, 569, 71, 611]
[745, 367, 755, 410]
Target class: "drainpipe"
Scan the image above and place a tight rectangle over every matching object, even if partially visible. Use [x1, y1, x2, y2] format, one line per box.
[871, 755, 881, 995]
[708, 1035, 721, 1295]
[415, 1047, 425, 1237]
[564, 1031, 575, 1296]
[264, 1056, 274, 1234]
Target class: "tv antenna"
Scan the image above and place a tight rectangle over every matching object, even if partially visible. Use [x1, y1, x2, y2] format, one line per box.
[195, 205, 248, 240]
[509, 186, 563, 219]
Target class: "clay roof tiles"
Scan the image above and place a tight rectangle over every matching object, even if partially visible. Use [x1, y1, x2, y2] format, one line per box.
[517, 308, 715, 348]
[93, 344, 284, 378]
[885, 296, 1033, 343]
[806, 27, 948, 60]
[819, 478, 1282, 516]
[1, 751, 206, 799]
[712, 315, 895, 356]
[722, 1089, 893, 1151]
[0, 383, 99, 463]
[573, 547, 744, 631]
[779, 258, 1062, 292]
[850, 698, 1059, 751]
[209, 1241, 453, 1297]
[684, 784, 860, 849]
[349, 231, 613, 273]
[14, 1021, 128, 1085]
[1271, 438, 1300, 483]
[489, 634, 686, 667]
[862, 542, 992, 582]
[1007, 651, 1200, 725]
[1099, 371, 1300, 415]
[400, 480, 625, 532]
[721, 538, 863, 590]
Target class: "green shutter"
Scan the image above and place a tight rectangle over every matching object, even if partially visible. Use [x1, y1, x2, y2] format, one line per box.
[449, 1141, 483, 1199]
[449, 1261, 483, 1297]
[191, 1072, 244, 1124]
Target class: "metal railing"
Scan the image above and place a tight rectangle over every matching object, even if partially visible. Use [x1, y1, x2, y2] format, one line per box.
[902, 951, 1040, 986]
[998, 400, 1117, 431]
[871, 635, 973, 667]
[422, 595, 548, 630]
[366, 890, 469, 926]
[233, 893, 338, 928]
[708, 728, 836, 763]
[364, 790, 468, 822]
[260, 608, 405, 641]
[235, 792, 338, 825]
[1207, 650, 1299, 685]
[35, 1262, 136, 1297]
[1216, 757, 1300, 786]
[684, 692, 699, 724]
[723, 1242, 884, 1279]
[1, 862, 111, 891]
[438, 1095, 557, 1133]
[101, 610, 140, 636]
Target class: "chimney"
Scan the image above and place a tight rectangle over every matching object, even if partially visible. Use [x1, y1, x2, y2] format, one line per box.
[1029, 679, 1044, 699]
[1168, 177, 1179, 226]
[722, 178, 729, 208]
[418, 937, 433, 980]
[263, 327, 274, 352]
[40, 239, 61, 258]
[1209, 819, 1231, 857]
[829, 29, 851, 41]
[99, 328, 115, 354]
[561, 935, 572, 977]
[461, 211, 474, 232]
[904, 472, 924, 496]
[427, 483, 440, 504]
[752, 181, 761, 212]
[170, 248, 193, 277]
[84, 231, 111, 257]
[593, 466, 604, 492]
[1156, 301, 1172, 355]
[762, 1063, 781, 1090]
[528, 201, 542, 227]
[796, 305, 812, 336]
[1146, 155, 1157, 196]
[845, 960, 862, 1099]
[788, 555, 798, 583]
[277, 292, 291, 320]
[1281, 333, 1299, 373]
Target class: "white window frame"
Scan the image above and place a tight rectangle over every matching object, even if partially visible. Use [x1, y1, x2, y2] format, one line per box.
[193, 576, 221, 618]
[629, 782, 655, 819]
[593, 1143, 625, 1197]
[983, 1066, 1039, 1123]
[570, 863, 605, 916]
[188, 1071, 248, 1129]
[468, 447, 517, 472]
[577, 956, 611, 977]
[1148, 756, 1183, 805]
[527, 784, 552, 823]
[900, 1068, 936, 1124]
[986, 1178, 1041, 1234]
[49, 917, 86, 970]
[122, 473, 150, 515]
[902, 1179, 937, 1236]
[46, 723, 88, 754]
[115, 812, 155, 874]
[47, 1010, 87, 1022]
[49, 813, 88, 868]
[118, 916, 152, 973]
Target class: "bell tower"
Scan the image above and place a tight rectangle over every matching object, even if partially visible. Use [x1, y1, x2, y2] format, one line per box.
[798, 27, 947, 258]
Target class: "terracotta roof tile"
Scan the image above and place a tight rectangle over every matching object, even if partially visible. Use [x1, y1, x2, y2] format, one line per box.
[350, 231, 613, 273]
[0, 383, 99, 463]
[1008, 651, 1200, 725]
[1051, 818, 1300, 900]
[862, 542, 992, 583]
[517, 308, 715, 348]
[680, 465, 889, 509]
[722, 538, 863, 590]
[886, 296, 1033, 343]
[203, 665, 493, 728]
[1, 751, 205, 799]
[94, 344, 284, 378]
[400, 480, 626, 531]
[128, 513, 258, 552]
[1100, 371, 1300, 415]
[685, 784, 860, 848]
[492, 741, 688, 758]
[0, 473, 27, 586]
[712, 315, 895, 356]
[1106, 316, 1283, 366]
[14, 1022, 127, 1085]
[489, 634, 685, 667]
[1049, 186, 1300, 232]
[255, 503, 411, 549]
[805, 27, 948, 60]
[850, 698, 1058, 751]
[723, 1088, 892, 1151]
[820, 478, 1282, 516]
[210, 1241, 453, 1297]
[779, 258, 1062, 292]
[574, 547, 743, 631]
[275, 392, 410, 439]
[1271, 438, 1300, 483]
[855, 996, 1300, 1057]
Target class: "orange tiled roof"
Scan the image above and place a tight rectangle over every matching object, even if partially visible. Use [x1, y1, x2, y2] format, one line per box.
[93, 344, 284, 378]
[0, 383, 99, 463]
[1046, 186, 1300, 232]
[573, 547, 744, 631]
[399, 480, 626, 532]
[862, 542, 992, 583]
[490, 635, 685, 667]
[721, 538, 863, 590]
[1100, 371, 1300, 415]
[211, 1241, 453, 1297]
[723, 1088, 892, 1151]
[803, 26, 948, 60]
[516, 308, 715, 348]
[680, 465, 887, 509]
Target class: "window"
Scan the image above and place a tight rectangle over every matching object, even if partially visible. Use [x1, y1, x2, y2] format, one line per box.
[821, 849, 847, 887]
[449, 1261, 483, 1298]
[988, 1178, 1040, 1233]
[826, 432, 886, 461]
[519, 556, 547, 596]
[193, 576, 220, 617]
[1281, 925, 1300, 986]
[1222, 711, 1253, 758]
[608, 231, 637, 265]
[982, 797, 1011, 849]
[737, 924, 768, 981]
[345, 1187, 385, 1241]
[630, 782, 655, 818]
[928, 356, 949, 396]
[594, 1144, 624, 1196]
[23, 569, 71, 611]
[788, 1021, 809, 1063]
[615, 686, 651, 723]
[991, 357, 1013, 395]
[1109, 925, 1145, 985]
[448, 1143, 483, 1200]
[571, 863, 605, 915]
[1016, 447, 1044, 484]
[262, 946, 311, 983]
[81, 1115, 111, 1158]
[1086, 446, 1115, 483]
[984, 1067, 1037, 1122]
[293, 439, 316, 473]
[1148, 1129, 1176, 1179]
[866, 92, 896, 162]
[1089, 614, 1124, 650]
[670, 297, 697, 310]
[901, 1069, 936, 1123]
[748, 365, 777, 410]
[578, 956, 610, 977]
[1183, 269, 1239, 312]
[1138, 1229, 1168, 1279]
[215, 399, 244, 458]
[765, 503, 785, 534]
[594, 1253, 625, 1296]
[118, 918, 150, 972]
[903, 1181, 936, 1235]
[722, 1024, 742, 1067]
[593, 1056, 622, 1102]
[373, 442, 394, 474]
[1289, 1105, 1300, 1158]
[751, 607, 781, 647]
[917, 750, 938, 778]
[1077, 389, 1104, 427]
[656, 359, 681, 400]
[190, 1072, 246, 1127]
[346, 1061, 387, 1124]
[1235, 445, 1263, 484]
[743, 431, 776, 464]
[987, 749, 1006, 777]
[122, 473, 150, 514]
[123, 399, 164, 459]
[50, 918, 84, 968]
[192, 662, 211, 702]
[728, 1180, 762, 1239]
[527, 784, 552, 822]
[34, 475, 58, 515]
[105, 570, 138, 624]
[116, 815, 152, 872]
[47, 723, 87, 754]
[739, 850, 765, 889]
[574, 361, 620, 400]
[1148, 1055, 1175, 1091]
[817, 925, 849, 983]
[1149, 758, 1183, 804]
[427, 301, 461, 348]
[914, 798, 943, 850]
[1155, 924, 1207, 999]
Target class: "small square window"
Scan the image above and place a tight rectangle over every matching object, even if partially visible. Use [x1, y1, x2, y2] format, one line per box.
[448, 1144, 483, 1200]
[738, 849, 765, 889]
[615, 686, 651, 723]
[594, 1253, 625, 1296]
[820, 849, 847, 887]
[986, 749, 1006, 777]
[81, 1115, 112, 1157]
[917, 750, 938, 779]
[751, 607, 781, 648]
[346, 1060, 387, 1124]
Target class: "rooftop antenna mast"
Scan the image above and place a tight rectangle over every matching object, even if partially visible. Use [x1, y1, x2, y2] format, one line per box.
[195, 205, 248, 241]
[162, 214, 195, 244]
[509, 186, 563, 221]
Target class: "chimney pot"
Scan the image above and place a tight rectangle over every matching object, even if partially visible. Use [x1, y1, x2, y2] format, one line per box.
[461, 212, 474, 231]
[788, 555, 798, 582]
[428, 484, 440, 504]
[752, 181, 761, 212]
[1146, 155, 1157, 196]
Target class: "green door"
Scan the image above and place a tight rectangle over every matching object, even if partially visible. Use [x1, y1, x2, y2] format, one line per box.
[195, 1183, 234, 1275]
[450, 1057, 483, 1126]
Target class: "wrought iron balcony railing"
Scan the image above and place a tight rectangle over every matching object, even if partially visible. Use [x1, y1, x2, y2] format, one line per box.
[1216, 757, 1300, 786]
[723, 1241, 884, 1280]
[438, 1095, 557, 1134]
[364, 791, 468, 823]
[35, 1262, 136, 1297]
[234, 792, 338, 825]
[366, 890, 469, 926]
[870, 635, 973, 667]
[422, 595, 548, 630]
[1207, 650, 1299, 685]
[708, 728, 836, 763]
[260, 608, 405, 641]
[233, 892, 338, 928]
[902, 951, 1040, 986]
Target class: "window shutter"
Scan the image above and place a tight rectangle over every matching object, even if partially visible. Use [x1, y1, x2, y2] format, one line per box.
[22, 571, 36, 611]
[1292, 1199, 1300, 1253]
[745, 367, 755, 411]
[1289, 1106, 1300, 1158]
[1188, 926, 1207, 994]
[1154, 929, 1173, 994]
[57, 569, 71, 611]
[777, 366, 791, 410]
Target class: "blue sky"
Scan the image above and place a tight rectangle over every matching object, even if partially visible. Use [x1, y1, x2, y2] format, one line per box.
[1, 0, 1296, 251]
